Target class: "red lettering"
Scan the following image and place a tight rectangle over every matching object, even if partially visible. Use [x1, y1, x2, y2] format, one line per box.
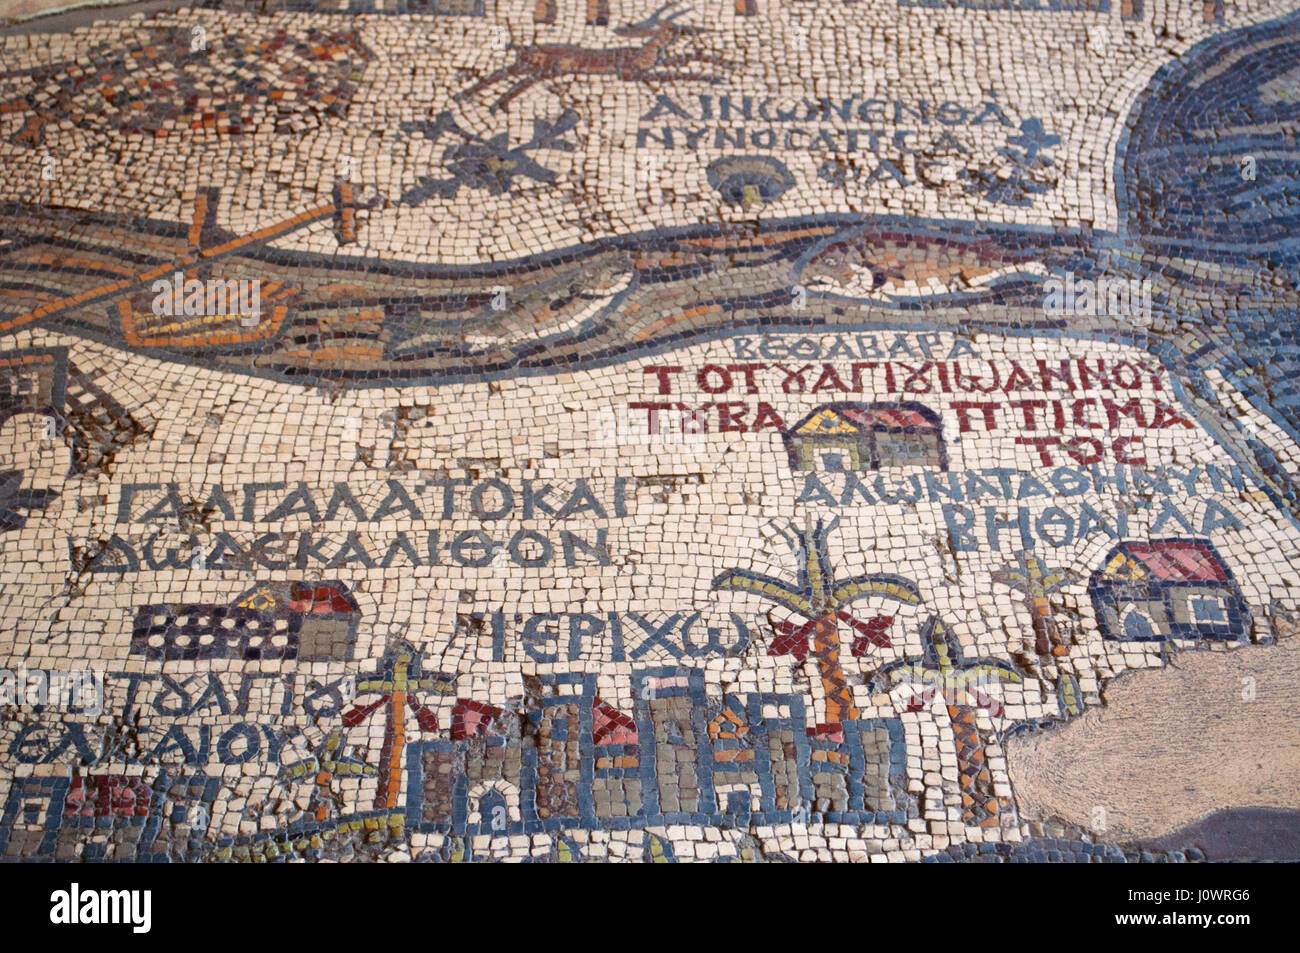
[1065, 437, 1103, 465]
[950, 401, 999, 432]
[643, 366, 682, 395]
[812, 363, 850, 392]
[1102, 397, 1148, 430]
[850, 362, 877, 392]
[1113, 436, 1146, 464]
[717, 402, 748, 432]
[726, 363, 766, 394]
[1072, 398, 1102, 429]
[1016, 436, 1061, 466]
[1037, 359, 1076, 393]
[752, 402, 786, 430]
[777, 364, 814, 393]
[1002, 360, 1034, 392]
[697, 364, 732, 393]
[1008, 399, 1047, 430]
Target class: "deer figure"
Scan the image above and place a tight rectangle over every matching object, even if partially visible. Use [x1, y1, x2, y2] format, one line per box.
[457, 4, 731, 112]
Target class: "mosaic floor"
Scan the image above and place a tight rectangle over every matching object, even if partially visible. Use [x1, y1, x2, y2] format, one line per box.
[0, 0, 1297, 864]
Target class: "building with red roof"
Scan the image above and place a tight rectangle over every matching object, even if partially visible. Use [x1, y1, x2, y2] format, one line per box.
[1088, 539, 1250, 642]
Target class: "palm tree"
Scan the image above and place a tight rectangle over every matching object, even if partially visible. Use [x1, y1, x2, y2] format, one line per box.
[872, 616, 1020, 827]
[991, 552, 1070, 659]
[713, 519, 922, 733]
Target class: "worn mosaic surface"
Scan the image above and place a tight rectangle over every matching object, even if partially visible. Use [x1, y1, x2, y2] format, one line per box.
[0, 0, 1297, 863]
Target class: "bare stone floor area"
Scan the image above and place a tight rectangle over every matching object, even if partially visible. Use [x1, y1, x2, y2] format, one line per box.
[0, 0, 1297, 865]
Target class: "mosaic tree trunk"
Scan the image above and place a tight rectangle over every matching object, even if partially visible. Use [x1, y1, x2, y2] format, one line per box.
[948, 704, 1004, 827]
[1028, 596, 1064, 657]
[380, 688, 407, 810]
[873, 618, 1022, 829]
[993, 555, 1070, 661]
[713, 521, 922, 735]
[811, 615, 857, 729]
